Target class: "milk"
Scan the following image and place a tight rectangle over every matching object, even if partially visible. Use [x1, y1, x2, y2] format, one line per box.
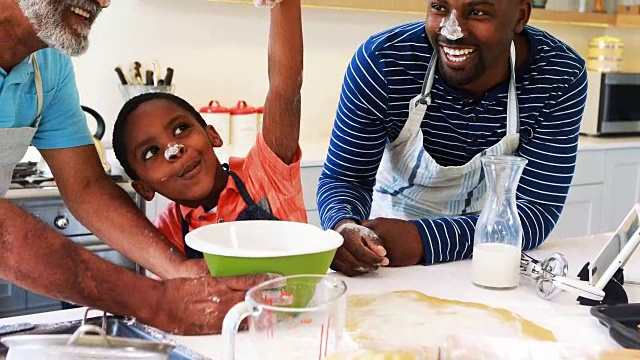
[472, 243, 521, 289]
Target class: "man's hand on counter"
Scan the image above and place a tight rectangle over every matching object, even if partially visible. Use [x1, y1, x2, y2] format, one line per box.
[362, 218, 423, 267]
[150, 273, 276, 335]
[331, 219, 389, 277]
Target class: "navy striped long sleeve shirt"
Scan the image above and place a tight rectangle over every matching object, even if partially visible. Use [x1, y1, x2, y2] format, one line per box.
[317, 22, 588, 265]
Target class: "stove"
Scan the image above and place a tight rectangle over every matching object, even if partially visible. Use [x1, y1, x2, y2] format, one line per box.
[1, 163, 146, 319]
[9, 162, 126, 189]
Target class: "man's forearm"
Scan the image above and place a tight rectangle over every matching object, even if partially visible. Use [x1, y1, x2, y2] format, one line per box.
[60, 177, 186, 279]
[0, 200, 164, 325]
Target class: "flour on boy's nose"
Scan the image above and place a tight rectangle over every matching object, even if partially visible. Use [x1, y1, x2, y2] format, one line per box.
[164, 143, 184, 160]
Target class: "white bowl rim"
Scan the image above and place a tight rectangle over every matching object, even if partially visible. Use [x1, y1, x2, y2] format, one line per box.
[184, 220, 344, 258]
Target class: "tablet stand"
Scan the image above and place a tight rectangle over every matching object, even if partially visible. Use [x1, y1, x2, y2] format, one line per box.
[577, 262, 628, 306]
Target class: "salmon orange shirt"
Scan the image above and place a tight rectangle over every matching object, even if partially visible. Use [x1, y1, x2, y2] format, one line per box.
[153, 133, 307, 254]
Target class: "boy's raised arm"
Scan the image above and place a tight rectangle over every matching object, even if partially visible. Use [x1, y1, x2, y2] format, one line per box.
[261, 0, 303, 165]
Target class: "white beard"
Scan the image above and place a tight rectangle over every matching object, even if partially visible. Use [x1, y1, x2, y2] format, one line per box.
[17, 0, 100, 56]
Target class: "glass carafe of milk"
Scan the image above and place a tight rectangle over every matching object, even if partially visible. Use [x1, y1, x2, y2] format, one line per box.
[472, 155, 528, 290]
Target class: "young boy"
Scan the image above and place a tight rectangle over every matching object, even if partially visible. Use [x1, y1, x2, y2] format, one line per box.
[112, 0, 304, 258]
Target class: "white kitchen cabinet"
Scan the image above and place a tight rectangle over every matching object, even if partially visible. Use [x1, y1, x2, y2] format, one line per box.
[571, 150, 605, 186]
[549, 184, 603, 240]
[145, 194, 170, 221]
[600, 149, 640, 233]
[301, 167, 322, 211]
[307, 209, 321, 228]
[301, 166, 323, 229]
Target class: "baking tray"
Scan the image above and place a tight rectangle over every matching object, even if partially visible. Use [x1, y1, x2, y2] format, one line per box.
[591, 303, 640, 349]
[0, 316, 209, 360]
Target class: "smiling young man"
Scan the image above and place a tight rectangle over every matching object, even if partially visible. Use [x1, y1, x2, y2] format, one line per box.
[0, 0, 278, 334]
[318, 0, 588, 277]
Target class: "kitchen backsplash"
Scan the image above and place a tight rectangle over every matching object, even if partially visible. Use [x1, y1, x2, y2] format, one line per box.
[71, 0, 640, 147]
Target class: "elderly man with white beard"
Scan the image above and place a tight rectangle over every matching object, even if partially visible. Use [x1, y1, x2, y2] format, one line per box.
[0, 0, 276, 335]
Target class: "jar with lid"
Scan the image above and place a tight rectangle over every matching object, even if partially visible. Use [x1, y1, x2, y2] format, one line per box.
[199, 100, 231, 145]
[230, 100, 258, 156]
[587, 36, 623, 73]
[256, 105, 265, 131]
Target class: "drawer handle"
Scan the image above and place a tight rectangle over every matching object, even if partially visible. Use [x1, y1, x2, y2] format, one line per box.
[85, 244, 112, 252]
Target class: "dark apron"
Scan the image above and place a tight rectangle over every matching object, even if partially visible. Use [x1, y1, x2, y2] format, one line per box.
[180, 163, 279, 259]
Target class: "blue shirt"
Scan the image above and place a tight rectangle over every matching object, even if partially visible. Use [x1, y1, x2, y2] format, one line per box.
[0, 48, 93, 149]
[317, 23, 588, 265]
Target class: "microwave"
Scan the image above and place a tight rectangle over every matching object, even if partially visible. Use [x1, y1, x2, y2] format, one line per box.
[580, 72, 640, 136]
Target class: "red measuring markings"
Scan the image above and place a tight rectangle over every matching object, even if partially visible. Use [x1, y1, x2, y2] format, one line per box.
[263, 294, 275, 339]
[278, 290, 303, 302]
[317, 316, 331, 360]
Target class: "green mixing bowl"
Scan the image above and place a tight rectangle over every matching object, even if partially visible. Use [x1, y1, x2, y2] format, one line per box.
[184, 221, 344, 277]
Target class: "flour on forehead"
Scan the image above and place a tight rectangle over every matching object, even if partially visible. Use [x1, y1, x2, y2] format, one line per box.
[17, 0, 101, 56]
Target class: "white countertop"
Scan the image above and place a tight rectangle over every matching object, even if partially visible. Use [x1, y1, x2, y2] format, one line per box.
[1, 233, 638, 359]
[578, 135, 640, 151]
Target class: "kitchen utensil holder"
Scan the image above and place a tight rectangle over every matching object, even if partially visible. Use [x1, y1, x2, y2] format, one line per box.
[119, 84, 175, 102]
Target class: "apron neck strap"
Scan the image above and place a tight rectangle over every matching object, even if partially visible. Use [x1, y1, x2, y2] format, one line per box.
[506, 41, 519, 136]
[418, 52, 438, 104]
[411, 42, 520, 134]
[30, 54, 44, 128]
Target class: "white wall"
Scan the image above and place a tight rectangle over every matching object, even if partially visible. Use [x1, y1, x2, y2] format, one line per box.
[73, 0, 423, 146]
[71, 0, 637, 148]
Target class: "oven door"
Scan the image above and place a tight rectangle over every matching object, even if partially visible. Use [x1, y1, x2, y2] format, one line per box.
[67, 234, 141, 272]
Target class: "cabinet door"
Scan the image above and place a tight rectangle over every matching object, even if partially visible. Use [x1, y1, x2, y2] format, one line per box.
[301, 167, 323, 211]
[601, 149, 640, 233]
[26, 292, 62, 310]
[146, 194, 172, 221]
[548, 184, 603, 240]
[307, 209, 321, 228]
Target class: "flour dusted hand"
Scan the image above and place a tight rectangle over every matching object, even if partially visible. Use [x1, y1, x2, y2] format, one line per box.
[253, 0, 282, 8]
[151, 273, 276, 335]
[362, 218, 424, 267]
[170, 259, 210, 279]
[331, 220, 389, 277]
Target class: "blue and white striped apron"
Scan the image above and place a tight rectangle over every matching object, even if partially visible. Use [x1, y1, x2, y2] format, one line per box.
[370, 42, 521, 220]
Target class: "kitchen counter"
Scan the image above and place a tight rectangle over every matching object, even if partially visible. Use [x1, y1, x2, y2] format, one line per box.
[100, 135, 640, 175]
[214, 138, 331, 168]
[4, 182, 135, 201]
[578, 135, 640, 151]
[293, 135, 640, 165]
[1, 233, 639, 359]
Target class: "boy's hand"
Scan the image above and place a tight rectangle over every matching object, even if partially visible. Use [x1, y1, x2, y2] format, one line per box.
[254, 0, 282, 8]
[261, 0, 303, 165]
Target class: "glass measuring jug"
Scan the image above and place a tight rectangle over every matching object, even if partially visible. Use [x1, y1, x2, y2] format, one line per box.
[472, 155, 528, 290]
[222, 274, 348, 360]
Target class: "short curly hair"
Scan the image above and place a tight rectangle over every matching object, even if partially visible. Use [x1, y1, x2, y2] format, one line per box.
[112, 93, 207, 181]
